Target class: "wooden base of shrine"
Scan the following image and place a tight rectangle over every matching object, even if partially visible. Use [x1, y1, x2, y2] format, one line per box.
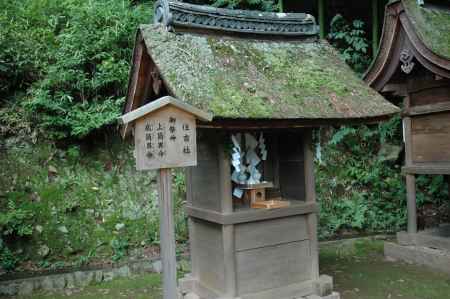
[179, 274, 338, 299]
[251, 199, 290, 209]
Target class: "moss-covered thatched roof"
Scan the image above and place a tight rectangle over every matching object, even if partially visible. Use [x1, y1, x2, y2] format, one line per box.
[403, 0, 450, 60]
[139, 24, 398, 120]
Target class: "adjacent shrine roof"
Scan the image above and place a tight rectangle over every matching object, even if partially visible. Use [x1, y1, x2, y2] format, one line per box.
[124, 1, 399, 127]
[402, 0, 450, 60]
[365, 0, 450, 90]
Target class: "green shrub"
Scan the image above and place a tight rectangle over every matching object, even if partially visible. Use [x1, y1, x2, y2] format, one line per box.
[1, 0, 152, 139]
[328, 14, 371, 74]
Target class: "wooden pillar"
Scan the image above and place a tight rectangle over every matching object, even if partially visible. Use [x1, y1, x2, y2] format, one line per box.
[218, 135, 237, 297]
[318, 0, 326, 39]
[303, 129, 319, 280]
[403, 107, 417, 234]
[406, 174, 418, 234]
[158, 168, 178, 299]
[372, 0, 380, 57]
[279, 0, 284, 12]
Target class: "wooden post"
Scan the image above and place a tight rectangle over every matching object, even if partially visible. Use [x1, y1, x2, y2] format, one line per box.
[304, 130, 320, 280]
[406, 174, 418, 234]
[158, 168, 178, 299]
[372, 0, 380, 57]
[318, 0, 326, 39]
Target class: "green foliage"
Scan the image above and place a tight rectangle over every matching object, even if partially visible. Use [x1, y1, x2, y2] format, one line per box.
[0, 137, 188, 271]
[111, 238, 129, 262]
[317, 115, 449, 239]
[328, 14, 371, 73]
[1, 0, 152, 139]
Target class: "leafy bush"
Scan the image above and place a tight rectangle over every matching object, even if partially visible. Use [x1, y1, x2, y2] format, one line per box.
[328, 14, 371, 74]
[1, 0, 152, 139]
[317, 116, 449, 239]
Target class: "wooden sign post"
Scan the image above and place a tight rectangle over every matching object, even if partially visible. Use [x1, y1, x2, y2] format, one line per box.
[120, 96, 212, 299]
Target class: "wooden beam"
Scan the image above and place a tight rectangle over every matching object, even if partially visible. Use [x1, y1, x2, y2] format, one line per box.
[402, 165, 450, 175]
[404, 101, 450, 116]
[372, 0, 380, 57]
[157, 168, 178, 299]
[406, 174, 418, 234]
[303, 129, 319, 280]
[185, 202, 319, 225]
[318, 0, 326, 39]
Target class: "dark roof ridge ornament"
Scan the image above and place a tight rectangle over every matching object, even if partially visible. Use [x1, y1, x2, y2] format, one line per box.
[153, 0, 319, 39]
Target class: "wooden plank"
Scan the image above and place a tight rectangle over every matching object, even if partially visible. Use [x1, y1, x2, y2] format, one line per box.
[409, 86, 450, 108]
[411, 112, 450, 163]
[157, 169, 178, 299]
[402, 164, 450, 175]
[406, 101, 450, 116]
[192, 219, 225, 293]
[406, 174, 417, 234]
[120, 95, 212, 125]
[185, 201, 319, 225]
[235, 215, 308, 251]
[134, 106, 197, 170]
[222, 225, 237, 297]
[217, 134, 232, 213]
[191, 131, 221, 211]
[303, 129, 319, 280]
[236, 240, 312, 295]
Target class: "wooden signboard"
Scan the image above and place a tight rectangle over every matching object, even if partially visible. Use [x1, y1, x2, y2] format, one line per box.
[120, 96, 211, 299]
[134, 106, 197, 170]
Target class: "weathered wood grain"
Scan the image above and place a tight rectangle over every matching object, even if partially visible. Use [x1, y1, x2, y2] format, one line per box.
[134, 106, 197, 170]
[236, 240, 312, 295]
[185, 201, 318, 225]
[235, 216, 308, 251]
[157, 169, 178, 299]
[411, 112, 450, 163]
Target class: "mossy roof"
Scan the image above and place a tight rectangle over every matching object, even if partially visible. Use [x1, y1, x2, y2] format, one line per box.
[402, 0, 450, 60]
[140, 24, 398, 120]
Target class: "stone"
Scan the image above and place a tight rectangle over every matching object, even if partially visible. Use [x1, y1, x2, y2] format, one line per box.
[18, 280, 34, 296]
[315, 275, 333, 297]
[94, 270, 104, 283]
[0, 282, 19, 296]
[103, 270, 115, 282]
[65, 273, 76, 289]
[152, 260, 162, 273]
[184, 292, 200, 299]
[322, 292, 341, 299]
[53, 275, 66, 290]
[41, 276, 54, 291]
[38, 245, 50, 257]
[74, 271, 93, 287]
[115, 266, 131, 278]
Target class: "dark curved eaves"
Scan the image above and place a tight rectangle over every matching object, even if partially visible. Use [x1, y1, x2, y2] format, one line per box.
[364, 0, 450, 91]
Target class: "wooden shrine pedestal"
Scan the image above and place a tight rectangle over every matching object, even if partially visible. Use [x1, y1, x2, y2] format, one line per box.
[180, 130, 334, 299]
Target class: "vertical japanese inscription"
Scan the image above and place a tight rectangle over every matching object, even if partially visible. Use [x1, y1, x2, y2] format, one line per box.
[182, 122, 192, 155]
[136, 107, 197, 170]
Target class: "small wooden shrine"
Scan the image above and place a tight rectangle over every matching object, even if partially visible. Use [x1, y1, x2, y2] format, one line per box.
[123, 1, 399, 298]
[364, 0, 450, 271]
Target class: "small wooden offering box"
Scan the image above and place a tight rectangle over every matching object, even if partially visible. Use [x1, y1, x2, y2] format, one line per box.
[237, 182, 290, 209]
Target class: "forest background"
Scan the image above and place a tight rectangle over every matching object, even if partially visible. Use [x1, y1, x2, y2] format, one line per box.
[1, 0, 448, 273]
